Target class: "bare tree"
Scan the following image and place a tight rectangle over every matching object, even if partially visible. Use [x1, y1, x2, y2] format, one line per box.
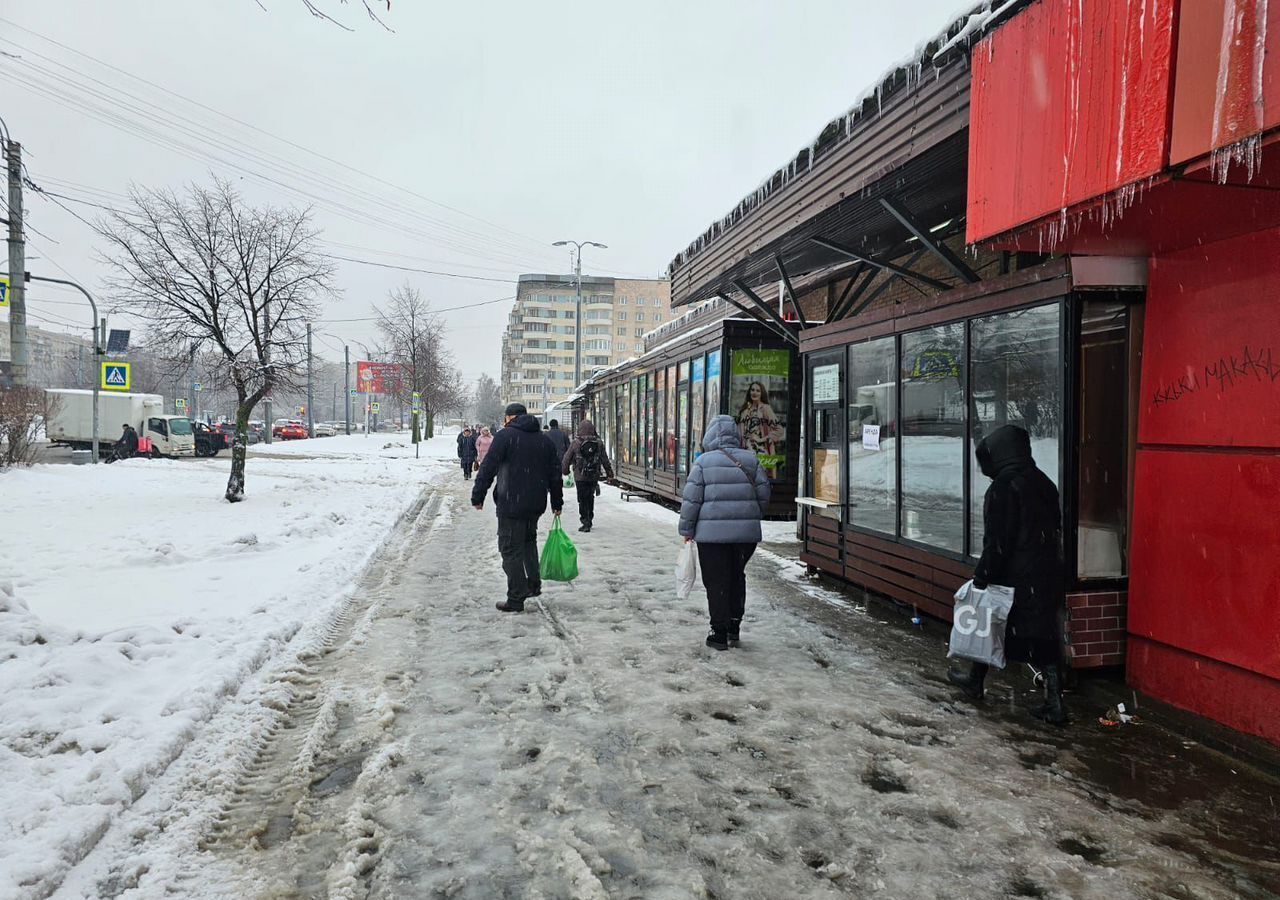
[0, 387, 62, 469]
[98, 179, 335, 501]
[374, 283, 465, 438]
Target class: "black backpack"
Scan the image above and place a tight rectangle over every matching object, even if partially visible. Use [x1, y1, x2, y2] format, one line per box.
[578, 436, 604, 481]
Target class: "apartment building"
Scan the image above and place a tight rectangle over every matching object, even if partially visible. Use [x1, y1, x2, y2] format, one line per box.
[500, 274, 671, 420]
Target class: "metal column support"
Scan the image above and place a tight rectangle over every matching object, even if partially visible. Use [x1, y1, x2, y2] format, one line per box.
[829, 264, 873, 321]
[808, 235, 951, 291]
[877, 197, 979, 283]
[715, 291, 798, 347]
[772, 253, 809, 329]
[849, 249, 930, 319]
[729, 278, 800, 343]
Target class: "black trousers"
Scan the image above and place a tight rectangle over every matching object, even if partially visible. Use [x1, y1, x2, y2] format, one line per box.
[497, 517, 541, 603]
[575, 480, 597, 525]
[697, 541, 756, 633]
[460, 458, 474, 478]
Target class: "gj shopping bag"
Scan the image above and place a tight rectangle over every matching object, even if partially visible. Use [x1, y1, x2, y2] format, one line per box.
[947, 579, 1016, 669]
[675, 541, 698, 600]
[539, 516, 579, 583]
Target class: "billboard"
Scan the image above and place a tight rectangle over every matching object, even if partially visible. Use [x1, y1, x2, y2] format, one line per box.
[729, 348, 790, 479]
[356, 360, 401, 395]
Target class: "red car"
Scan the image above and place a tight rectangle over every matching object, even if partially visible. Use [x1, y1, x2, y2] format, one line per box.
[272, 419, 309, 440]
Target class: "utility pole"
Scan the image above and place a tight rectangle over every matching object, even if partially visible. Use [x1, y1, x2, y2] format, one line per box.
[542, 370, 549, 428]
[5, 139, 27, 386]
[305, 322, 314, 437]
[188, 342, 198, 422]
[344, 344, 351, 435]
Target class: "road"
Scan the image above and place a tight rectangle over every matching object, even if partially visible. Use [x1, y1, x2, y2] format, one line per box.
[55, 478, 1280, 900]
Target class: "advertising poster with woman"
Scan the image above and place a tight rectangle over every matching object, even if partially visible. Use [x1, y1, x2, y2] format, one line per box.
[730, 348, 789, 478]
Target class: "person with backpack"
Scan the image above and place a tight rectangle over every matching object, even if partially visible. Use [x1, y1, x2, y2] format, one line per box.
[678, 414, 771, 650]
[561, 419, 613, 532]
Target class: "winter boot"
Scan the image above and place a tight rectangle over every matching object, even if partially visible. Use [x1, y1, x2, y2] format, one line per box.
[1030, 664, 1069, 725]
[947, 661, 989, 700]
[495, 600, 525, 613]
[727, 619, 742, 646]
[578, 522, 591, 533]
[706, 630, 729, 651]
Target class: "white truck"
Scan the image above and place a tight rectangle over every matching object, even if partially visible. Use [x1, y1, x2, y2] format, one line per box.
[45, 389, 196, 458]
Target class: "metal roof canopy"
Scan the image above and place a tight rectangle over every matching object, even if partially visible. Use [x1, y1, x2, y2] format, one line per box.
[668, 20, 980, 311]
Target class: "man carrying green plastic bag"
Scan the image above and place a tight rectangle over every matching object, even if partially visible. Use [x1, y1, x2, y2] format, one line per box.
[471, 403, 564, 612]
[540, 516, 578, 583]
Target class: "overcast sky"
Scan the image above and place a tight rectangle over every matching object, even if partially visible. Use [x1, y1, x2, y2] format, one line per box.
[2, 0, 969, 384]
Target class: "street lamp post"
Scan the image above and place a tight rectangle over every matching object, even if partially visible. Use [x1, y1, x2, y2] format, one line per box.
[26, 273, 103, 463]
[552, 239, 607, 395]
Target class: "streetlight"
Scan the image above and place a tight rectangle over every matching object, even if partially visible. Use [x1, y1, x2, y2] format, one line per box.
[25, 273, 104, 463]
[552, 239, 607, 398]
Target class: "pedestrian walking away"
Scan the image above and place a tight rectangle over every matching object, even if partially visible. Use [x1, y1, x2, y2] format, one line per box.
[471, 403, 563, 613]
[546, 418, 570, 462]
[561, 419, 614, 532]
[475, 426, 494, 468]
[678, 414, 770, 650]
[457, 426, 478, 480]
[948, 424, 1069, 725]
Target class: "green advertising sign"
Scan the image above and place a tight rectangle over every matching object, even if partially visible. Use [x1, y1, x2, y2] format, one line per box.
[730, 348, 790, 378]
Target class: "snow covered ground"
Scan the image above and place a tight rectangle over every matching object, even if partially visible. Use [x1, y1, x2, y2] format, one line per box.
[28, 472, 1280, 900]
[0, 434, 456, 900]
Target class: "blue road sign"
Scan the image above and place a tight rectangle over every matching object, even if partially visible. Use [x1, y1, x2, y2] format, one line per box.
[101, 362, 131, 391]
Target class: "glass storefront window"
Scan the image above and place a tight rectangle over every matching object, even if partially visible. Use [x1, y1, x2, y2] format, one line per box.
[665, 365, 677, 469]
[848, 336, 897, 535]
[1077, 301, 1129, 578]
[677, 361, 690, 476]
[900, 324, 966, 552]
[691, 356, 706, 462]
[647, 371, 658, 471]
[706, 350, 722, 419]
[968, 304, 1062, 556]
[730, 348, 790, 480]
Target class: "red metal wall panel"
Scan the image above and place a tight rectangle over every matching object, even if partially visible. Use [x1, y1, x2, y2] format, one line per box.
[1140, 227, 1280, 447]
[1170, 0, 1280, 166]
[1129, 637, 1280, 745]
[1130, 449, 1280, 682]
[967, 0, 1176, 243]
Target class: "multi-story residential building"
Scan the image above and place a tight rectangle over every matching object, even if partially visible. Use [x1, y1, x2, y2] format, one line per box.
[500, 274, 670, 420]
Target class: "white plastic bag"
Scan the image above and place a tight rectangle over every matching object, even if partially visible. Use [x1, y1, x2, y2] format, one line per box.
[675, 541, 698, 600]
[947, 579, 1016, 669]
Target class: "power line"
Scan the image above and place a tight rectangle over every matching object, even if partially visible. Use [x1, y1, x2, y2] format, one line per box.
[319, 294, 514, 323]
[322, 254, 516, 284]
[0, 32, 567, 270]
[0, 18, 552, 254]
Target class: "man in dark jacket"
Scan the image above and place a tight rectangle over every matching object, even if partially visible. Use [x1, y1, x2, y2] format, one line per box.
[546, 419, 570, 461]
[949, 424, 1068, 724]
[457, 426, 477, 480]
[472, 403, 564, 612]
[112, 423, 139, 461]
[561, 419, 613, 533]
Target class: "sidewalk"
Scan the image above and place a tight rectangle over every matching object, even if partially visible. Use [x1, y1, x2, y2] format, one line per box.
[56, 475, 1280, 900]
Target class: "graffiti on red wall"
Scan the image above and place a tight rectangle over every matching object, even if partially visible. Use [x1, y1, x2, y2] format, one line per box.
[1149, 345, 1280, 406]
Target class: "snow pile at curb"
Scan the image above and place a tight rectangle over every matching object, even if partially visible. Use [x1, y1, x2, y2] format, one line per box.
[0, 438, 455, 899]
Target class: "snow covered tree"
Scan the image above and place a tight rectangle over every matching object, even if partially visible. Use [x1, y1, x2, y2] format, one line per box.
[98, 179, 335, 502]
[472, 373, 504, 427]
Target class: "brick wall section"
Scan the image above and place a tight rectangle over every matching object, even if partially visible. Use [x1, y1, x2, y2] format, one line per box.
[1066, 590, 1128, 668]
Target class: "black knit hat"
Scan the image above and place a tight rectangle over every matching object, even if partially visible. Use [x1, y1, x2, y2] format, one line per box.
[504, 402, 527, 417]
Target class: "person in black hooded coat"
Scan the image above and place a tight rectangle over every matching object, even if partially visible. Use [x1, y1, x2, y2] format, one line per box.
[948, 424, 1068, 724]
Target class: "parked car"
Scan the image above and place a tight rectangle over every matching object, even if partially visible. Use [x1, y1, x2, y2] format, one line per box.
[313, 422, 337, 437]
[272, 419, 308, 440]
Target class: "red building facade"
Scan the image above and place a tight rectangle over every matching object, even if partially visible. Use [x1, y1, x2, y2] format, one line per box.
[968, 0, 1280, 744]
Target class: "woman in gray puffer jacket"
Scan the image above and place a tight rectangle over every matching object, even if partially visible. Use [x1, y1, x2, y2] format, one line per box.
[678, 415, 771, 650]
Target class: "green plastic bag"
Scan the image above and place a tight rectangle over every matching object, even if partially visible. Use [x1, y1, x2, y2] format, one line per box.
[539, 516, 578, 583]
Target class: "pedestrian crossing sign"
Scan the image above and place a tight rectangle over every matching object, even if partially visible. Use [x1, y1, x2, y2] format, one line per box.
[0, 275, 8, 308]
[101, 362, 131, 392]
[370, 401, 381, 413]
